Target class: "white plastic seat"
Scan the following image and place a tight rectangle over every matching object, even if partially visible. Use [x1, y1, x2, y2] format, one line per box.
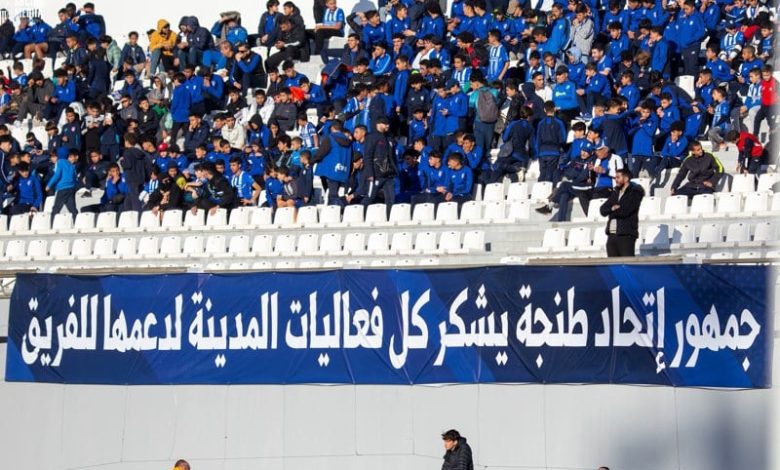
[249, 207, 274, 227]
[160, 209, 183, 230]
[30, 212, 51, 232]
[274, 207, 296, 226]
[730, 174, 755, 194]
[0, 213, 8, 232]
[227, 207, 253, 228]
[631, 177, 651, 195]
[42, 197, 55, 213]
[685, 194, 715, 218]
[697, 223, 723, 244]
[529, 181, 553, 203]
[743, 191, 769, 215]
[383, 231, 413, 255]
[410, 203, 436, 225]
[180, 235, 205, 257]
[463, 231, 485, 252]
[72, 212, 95, 232]
[160, 235, 183, 257]
[4, 240, 26, 260]
[387, 203, 412, 225]
[9, 213, 30, 232]
[507, 201, 530, 220]
[69, 238, 92, 259]
[641, 224, 671, 250]
[458, 201, 482, 223]
[95, 211, 117, 231]
[528, 228, 566, 253]
[274, 234, 297, 254]
[756, 173, 778, 192]
[670, 224, 697, 248]
[342, 205, 365, 226]
[438, 231, 464, 254]
[411, 231, 438, 254]
[117, 211, 139, 230]
[435, 202, 459, 224]
[749, 222, 776, 247]
[136, 236, 160, 258]
[184, 209, 206, 229]
[26, 239, 49, 260]
[47, 213, 74, 232]
[297, 233, 319, 255]
[227, 235, 251, 256]
[342, 232, 366, 255]
[204, 208, 228, 228]
[506, 182, 529, 201]
[562, 227, 592, 251]
[115, 237, 138, 258]
[366, 232, 389, 254]
[482, 201, 510, 223]
[713, 193, 742, 217]
[482, 182, 505, 202]
[91, 238, 115, 259]
[590, 230, 608, 253]
[140, 210, 162, 230]
[639, 196, 663, 220]
[205, 235, 227, 256]
[365, 204, 388, 225]
[574, 198, 608, 222]
[318, 205, 342, 227]
[319, 232, 342, 255]
[295, 206, 319, 227]
[663, 195, 689, 218]
[251, 234, 273, 255]
[712, 222, 751, 249]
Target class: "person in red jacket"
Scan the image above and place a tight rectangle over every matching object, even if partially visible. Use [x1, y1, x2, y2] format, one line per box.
[727, 130, 765, 174]
[753, 65, 778, 137]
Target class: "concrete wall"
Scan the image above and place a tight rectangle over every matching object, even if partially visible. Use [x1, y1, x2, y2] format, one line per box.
[0, 281, 777, 470]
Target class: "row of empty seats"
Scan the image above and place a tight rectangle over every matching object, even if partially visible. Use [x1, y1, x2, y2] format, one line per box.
[0, 230, 486, 263]
[529, 221, 778, 254]
[9, 188, 778, 236]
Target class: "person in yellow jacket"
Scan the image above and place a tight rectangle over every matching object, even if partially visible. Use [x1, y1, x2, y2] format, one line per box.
[148, 19, 177, 75]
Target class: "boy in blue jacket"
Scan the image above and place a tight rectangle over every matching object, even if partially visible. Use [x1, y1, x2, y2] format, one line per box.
[659, 121, 688, 172]
[45, 149, 79, 219]
[628, 101, 660, 177]
[442, 152, 473, 204]
[534, 101, 567, 183]
[552, 66, 579, 124]
[169, 73, 192, 145]
[707, 86, 731, 151]
[7, 161, 42, 215]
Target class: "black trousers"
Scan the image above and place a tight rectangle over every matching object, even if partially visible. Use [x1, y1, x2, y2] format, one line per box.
[606, 234, 637, 257]
[312, 29, 342, 55]
[51, 187, 77, 221]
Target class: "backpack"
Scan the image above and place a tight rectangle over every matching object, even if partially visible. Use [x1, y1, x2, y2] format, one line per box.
[476, 89, 499, 123]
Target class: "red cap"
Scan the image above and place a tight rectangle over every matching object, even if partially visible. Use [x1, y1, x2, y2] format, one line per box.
[157, 142, 169, 152]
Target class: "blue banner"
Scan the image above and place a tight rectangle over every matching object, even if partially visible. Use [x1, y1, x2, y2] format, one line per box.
[4, 266, 772, 387]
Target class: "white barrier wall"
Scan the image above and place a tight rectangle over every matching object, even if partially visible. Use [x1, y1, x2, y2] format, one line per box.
[0, 289, 777, 470]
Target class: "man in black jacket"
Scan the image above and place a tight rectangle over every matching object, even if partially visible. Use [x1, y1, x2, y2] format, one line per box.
[441, 429, 473, 470]
[670, 140, 723, 198]
[120, 133, 152, 212]
[195, 162, 235, 215]
[363, 116, 397, 206]
[600, 168, 644, 257]
[266, 18, 306, 71]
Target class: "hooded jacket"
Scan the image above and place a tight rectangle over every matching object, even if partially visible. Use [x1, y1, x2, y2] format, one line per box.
[314, 131, 352, 183]
[150, 19, 177, 55]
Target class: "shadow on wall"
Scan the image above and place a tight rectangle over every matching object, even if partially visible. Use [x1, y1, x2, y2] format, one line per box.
[613, 390, 769, 470]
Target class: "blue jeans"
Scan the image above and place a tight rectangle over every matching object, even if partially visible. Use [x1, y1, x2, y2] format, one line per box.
[473, 121, 495, 159]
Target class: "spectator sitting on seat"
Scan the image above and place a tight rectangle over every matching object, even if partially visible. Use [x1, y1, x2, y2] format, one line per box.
[95, 163, 128, 212]
[536, 145, 595, 221]
[146, 171, 183, 215]
[591, 142, 624, 199]
[193, 161, 235, 215]
[5, 161, 42, 215]
[440, 152, 473, 205]
[297, 113, 318, 149]
[670, 140, 723, 198]
[82, 149, 109, 190]
[262, 164, 284, 208]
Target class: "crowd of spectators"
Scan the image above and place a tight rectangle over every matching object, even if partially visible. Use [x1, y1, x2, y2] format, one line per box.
[0, 0, 775, 224]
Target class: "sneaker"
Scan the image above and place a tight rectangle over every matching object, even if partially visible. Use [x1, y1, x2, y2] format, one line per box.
[80, 190, 92, 198]
[535, 205, 553, 215]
